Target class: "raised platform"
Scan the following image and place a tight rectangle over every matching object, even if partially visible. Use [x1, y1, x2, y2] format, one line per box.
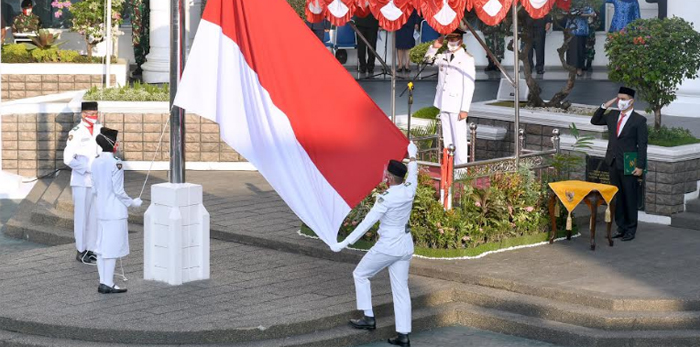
[3, 171, 700, 346]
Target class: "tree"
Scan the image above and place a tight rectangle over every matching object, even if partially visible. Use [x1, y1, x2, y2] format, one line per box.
[71, 0, 124, 58]
[516, 0, 604, 109]
[605, 17, 700, 129]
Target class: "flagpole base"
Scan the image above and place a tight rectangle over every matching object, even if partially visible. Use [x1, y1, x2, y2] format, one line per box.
[144, 183, 210, 285]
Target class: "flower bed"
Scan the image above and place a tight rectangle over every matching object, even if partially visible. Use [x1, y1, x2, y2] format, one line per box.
[301, 167, 575, 258]
[83, 82, 169, 102]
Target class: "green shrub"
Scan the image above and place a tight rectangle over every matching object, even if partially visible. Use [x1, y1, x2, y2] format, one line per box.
[648, 125, 700, 147]
[1, 44, 32, 63]
[412, 106, 440, 120]
[58, 50, 80, 62]
[31, 47, 60, 63]
[84, 82, 169, 101]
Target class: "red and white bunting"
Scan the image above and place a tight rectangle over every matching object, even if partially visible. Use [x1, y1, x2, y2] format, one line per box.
[420, 0, 469, 34]
[324, 0, 357, 26]
[473, 0, 513, 26]
[306, 0, 327, 23]
[369, 0, 415, 32]
[355, 0, 372, 17]
[520, 0, 555, 19]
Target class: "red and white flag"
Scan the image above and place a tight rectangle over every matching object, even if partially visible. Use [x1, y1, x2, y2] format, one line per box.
[174, 0, 408, 244]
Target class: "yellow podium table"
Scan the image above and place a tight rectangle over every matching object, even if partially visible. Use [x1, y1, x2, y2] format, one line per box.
[548, 180, 618, 251]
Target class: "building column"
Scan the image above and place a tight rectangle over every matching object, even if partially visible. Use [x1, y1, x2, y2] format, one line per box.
[142, 0, 170, 83]
[665, 1, 700, 118]
[186, 0, 203, 55]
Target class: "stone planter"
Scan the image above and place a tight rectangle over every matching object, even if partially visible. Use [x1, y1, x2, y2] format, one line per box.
[0, 61, 128, 101]
[1, 96, 251, 178]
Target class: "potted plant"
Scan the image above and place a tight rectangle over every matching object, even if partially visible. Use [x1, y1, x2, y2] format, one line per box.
[605, 17, 700, 130]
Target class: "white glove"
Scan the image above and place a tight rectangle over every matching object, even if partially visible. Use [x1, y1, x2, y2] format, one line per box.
[330, 242, 344, 252]
[408, 142, 418, 158]
[131, 198, 143, 208]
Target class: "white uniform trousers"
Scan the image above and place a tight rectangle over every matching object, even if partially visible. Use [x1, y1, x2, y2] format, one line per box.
[72, 186, 97, 253]
[353, 248, 413, 334]
[96, 255, 117, 287]
[439, 112, 469, 166]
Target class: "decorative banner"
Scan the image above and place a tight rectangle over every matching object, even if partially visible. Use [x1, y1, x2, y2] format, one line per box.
[355, 0, 372, 17]
[306, 0, 327, 23]
[325, 0, 357, 26]
[474, 0, 513, 26]
[554, 0, 571, 11]
[520, 0, 555, 19]
[369, 0, 415, 31]
[420, 0, 468, 34]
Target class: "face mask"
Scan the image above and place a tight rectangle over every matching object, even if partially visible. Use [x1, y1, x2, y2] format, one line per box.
[618, 99, 632, 111]
[84, 117, 97, 125]
[447, 41, 460, 50]
[23, 9, 32, 15]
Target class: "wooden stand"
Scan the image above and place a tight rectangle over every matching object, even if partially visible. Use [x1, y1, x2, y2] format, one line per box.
[548, 192, 615, 251]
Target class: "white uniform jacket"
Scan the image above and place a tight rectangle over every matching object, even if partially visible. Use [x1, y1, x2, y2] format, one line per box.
[425, 45, 476, 114]
[345, 161, 418, 257]
[63, 122, 103, 187]
[91, 152, 133, 221]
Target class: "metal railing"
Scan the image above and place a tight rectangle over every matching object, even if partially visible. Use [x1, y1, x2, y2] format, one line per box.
[409, 124, 562, 210]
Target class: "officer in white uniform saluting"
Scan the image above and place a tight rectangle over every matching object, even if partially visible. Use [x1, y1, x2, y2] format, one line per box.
[425, 27, 476, 167]
[63, 101, 102, 264]
[331, 142, 418, 347]
[91, 128, 142, 294]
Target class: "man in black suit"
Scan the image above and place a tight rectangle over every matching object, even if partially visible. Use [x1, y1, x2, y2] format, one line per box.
[354, 14, 379, 74]
[525, 13, 551, 75]
[591, 87, 648, 241]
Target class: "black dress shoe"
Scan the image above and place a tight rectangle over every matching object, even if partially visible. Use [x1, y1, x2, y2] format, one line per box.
[76, 250, 86, 262]
[388, 333, 410, 346]
[622, 234, 635, 241]
[349, 315, 376, 330]
[612, 232, 625, 239]
[98, 284, 127, 294]
[80, 251, 95, 264]
[87, 251, 97, 262]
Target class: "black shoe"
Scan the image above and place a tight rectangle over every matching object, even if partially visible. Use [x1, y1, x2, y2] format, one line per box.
[81, 251, 95, 264]
[612, 232, 625, 239]
[622, 234, 635, 241]
[349, 315, 376, 330]
[368, 69, 374, 74]
[87, 251, 97, 262]
[98, 284, 127, 294]
[388, 333, 410, 346]
[536, 69, 545, 75]
[76, 250, 86, 262]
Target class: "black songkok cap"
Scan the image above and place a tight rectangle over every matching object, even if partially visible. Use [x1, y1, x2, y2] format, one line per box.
[447, 28, 466, 37]
[618, 87, 636, 98]
[81, 101, 98, 111]
[387, 159, 407, 178]
[21, 0, 33, 9]
[96, 127, 118, 152]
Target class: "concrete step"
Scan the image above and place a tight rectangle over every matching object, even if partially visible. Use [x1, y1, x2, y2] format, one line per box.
[2, 217, 74, 246]
[37, 170, 70, 208]
[671, 212, 700, 231]
[0, 291, 453, 346]
[454, 302, 700, 347]
[30, 205, 145, 231]
[454, 284, 700, 331]
[686, 199, 700, 214]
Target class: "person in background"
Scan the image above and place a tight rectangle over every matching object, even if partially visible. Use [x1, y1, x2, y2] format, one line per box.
[306, 19, 330, 43]
[590, 87, 648, 242]
[583, 7, 601, 72]
[525, 12, 552, 75]
[606, 0, 640, 33]
[483, 22, 508, 72]
[1, 16, 6, 43]
[645, 0, 667, 19]
[395, 10, 420, 73]
[354, 13, 379, 74]
[92, 128, 142, 294]
[566, 6, 596, 77]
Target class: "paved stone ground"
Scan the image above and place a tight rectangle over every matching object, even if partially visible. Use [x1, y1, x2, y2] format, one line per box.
[0, 199, 45, 255]
[356, 326, 564, 347]
[0, 235, 452, 334]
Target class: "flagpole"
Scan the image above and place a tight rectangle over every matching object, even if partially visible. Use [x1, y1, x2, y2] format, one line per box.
[512, 0, 520, 166]
[105, 0, 112, 88]
[391, 31, 396, 124]
[170, 0, 187, 183]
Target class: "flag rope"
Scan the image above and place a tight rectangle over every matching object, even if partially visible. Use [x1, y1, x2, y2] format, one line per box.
[139, 117, 171, 199]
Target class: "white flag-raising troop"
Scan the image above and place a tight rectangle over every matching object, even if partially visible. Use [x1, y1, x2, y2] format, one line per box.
[60, 0, 494, 344]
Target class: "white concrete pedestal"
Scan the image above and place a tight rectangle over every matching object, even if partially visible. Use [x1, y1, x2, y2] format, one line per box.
[144, 183, 210, 285]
